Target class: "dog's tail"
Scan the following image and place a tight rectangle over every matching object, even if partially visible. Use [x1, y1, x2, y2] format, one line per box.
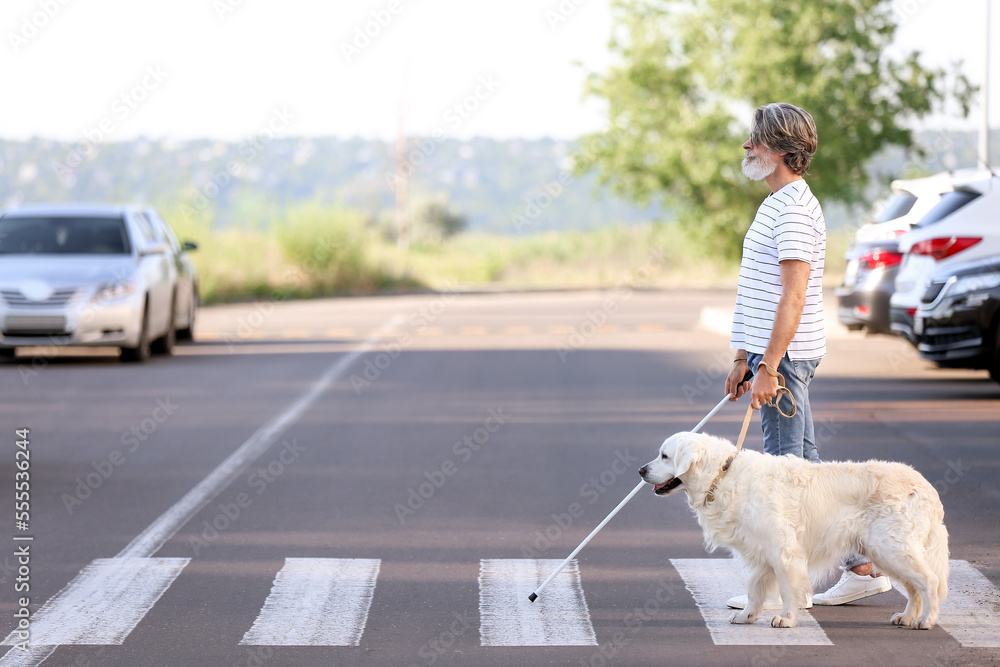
[926, 519, 950, 604]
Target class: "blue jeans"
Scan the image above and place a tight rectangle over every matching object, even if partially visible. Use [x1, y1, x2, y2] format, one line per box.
[746, 352, 821, 463]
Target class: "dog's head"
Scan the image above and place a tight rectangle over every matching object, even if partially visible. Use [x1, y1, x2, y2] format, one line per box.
[638, 431, 706, 496]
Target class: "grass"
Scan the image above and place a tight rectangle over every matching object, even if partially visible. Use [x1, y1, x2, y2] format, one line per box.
[159, 204, 852, 304]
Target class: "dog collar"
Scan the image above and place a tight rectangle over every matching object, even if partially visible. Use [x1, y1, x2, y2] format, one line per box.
[704, 454, 737, 504]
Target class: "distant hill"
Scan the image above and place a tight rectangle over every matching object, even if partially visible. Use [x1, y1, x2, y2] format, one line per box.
[0, 130, 990, 232]
[0, 135, 662, 233]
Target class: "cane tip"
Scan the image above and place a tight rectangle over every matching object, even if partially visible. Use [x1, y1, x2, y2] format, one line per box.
[528, 592, 538, 602]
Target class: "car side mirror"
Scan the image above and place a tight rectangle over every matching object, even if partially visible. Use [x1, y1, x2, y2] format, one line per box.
[181, 240, 198, 252]
[139, 242, 168, 257]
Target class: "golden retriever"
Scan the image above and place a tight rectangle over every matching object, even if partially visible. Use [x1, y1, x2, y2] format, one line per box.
[638, 432, 949, 629]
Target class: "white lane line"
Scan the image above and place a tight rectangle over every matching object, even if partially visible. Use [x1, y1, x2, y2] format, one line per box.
[479, 559, 597, 647]
[0, 558, 189, 649]
[670, 558, 832, 646]
[936, 559, 1000, 647]
[240, 558, 381, 646]
[118, 313, 404, 560]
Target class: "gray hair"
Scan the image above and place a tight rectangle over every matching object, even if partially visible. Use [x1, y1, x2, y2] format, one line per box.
[749, 103, 818, 176]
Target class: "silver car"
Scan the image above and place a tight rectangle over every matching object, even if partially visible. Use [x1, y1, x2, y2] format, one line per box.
[0, 203, 198, 362]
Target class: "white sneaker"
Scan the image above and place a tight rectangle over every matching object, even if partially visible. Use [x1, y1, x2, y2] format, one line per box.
[812, 570, 892, 605]
[726, 593, 813, 610]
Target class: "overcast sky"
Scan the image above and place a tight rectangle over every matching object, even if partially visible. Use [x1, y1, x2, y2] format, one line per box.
[1, 0, 995, 143]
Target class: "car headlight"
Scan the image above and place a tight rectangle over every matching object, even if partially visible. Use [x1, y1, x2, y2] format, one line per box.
[92, 277, 137, 304]
[949, 272, 1000, 297]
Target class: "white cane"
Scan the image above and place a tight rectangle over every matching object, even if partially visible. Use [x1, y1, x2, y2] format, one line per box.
[528, 391, 739, 602]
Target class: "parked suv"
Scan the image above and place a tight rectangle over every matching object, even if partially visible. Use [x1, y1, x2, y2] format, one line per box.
[837, 173, 954, 334]
[890, 172, 1000, 343]
[0, 203, 198, 362]
[913, 254, 1000, 384]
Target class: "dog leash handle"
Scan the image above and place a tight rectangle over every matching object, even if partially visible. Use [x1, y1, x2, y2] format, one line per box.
[755, 362, 796, 418]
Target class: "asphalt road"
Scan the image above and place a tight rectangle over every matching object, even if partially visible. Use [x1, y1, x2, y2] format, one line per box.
[0, 289, 998, 667]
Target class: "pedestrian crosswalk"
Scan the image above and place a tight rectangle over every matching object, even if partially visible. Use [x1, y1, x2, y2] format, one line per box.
[1, 557, 998, 660]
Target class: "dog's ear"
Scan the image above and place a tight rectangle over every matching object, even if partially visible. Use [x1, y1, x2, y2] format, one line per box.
[672, 433, 703, 478]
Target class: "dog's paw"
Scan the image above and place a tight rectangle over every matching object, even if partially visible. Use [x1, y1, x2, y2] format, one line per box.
[912, 618, 934, 630]
[729, 610, 756, 625]
[890, 612, 913, 627]
[771, 614, 796, 629]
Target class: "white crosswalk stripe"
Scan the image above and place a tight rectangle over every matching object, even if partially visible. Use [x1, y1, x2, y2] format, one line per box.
[478, 558, 597, 646]
[0, 646, 57, 667]
[934, 559, 1000, 648]
[240, 558, 381, 646]
[0, 557, 189, 648]
[670, 558, 833, 646]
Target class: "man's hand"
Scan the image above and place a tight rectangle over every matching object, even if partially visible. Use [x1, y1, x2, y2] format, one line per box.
[750, 367, 779, 410]
[725, 360, 752, 402]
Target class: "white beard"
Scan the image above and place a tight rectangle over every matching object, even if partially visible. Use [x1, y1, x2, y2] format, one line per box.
[741, 151, 778, 181]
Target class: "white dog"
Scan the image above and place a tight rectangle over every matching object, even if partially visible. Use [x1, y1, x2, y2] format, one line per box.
[639, 431, 949, 630]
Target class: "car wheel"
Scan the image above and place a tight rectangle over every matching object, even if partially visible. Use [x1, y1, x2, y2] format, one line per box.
[121, 301, 151, 363]
[176, 288, 197, 341]
[152, 295, 176, 355]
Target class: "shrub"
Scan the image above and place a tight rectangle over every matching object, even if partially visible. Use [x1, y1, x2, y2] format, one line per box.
[274, 203, 376, 293]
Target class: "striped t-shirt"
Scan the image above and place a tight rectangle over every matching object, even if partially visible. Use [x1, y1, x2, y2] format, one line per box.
[730, 179, 826, 360]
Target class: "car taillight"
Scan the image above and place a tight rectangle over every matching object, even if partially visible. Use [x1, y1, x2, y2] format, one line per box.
[909, 237, 982, 260]
[858, 249, 903, 269]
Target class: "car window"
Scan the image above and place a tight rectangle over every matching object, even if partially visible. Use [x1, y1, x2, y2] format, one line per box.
[0, 215, 131, 254]
[873, 192, 917, 223]
[132, 212, 159, 245]
[913, 190, 980, 228]
[150, 213, 181, 254]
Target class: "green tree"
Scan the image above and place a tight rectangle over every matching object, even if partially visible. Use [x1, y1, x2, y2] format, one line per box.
[370, 196, 467, 244]
[574, 0, 975, 258]
[414, 198, 468, 242]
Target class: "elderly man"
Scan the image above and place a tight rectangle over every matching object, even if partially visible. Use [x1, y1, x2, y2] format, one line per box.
[723, 102, 891, 609]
